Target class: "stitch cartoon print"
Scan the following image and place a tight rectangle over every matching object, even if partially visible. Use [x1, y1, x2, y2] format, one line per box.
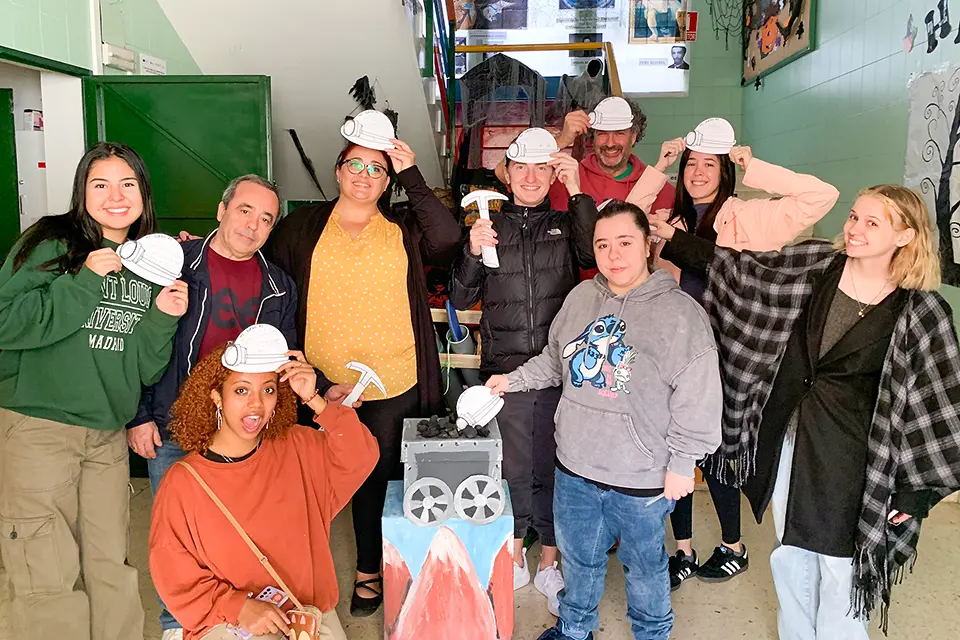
[561, 315, 633, 389]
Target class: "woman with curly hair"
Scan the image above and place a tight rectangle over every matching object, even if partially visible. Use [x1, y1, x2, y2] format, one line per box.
[148, 326, 378, 640]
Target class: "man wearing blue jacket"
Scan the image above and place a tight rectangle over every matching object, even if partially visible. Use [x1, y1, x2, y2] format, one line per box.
[125, 174, 295, 640]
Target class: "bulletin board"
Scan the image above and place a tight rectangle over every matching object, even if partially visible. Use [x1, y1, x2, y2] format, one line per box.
[454, 0, 692, 94]
[743, 0, 817, 82]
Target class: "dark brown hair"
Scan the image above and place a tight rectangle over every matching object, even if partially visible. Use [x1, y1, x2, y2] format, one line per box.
[12, 142, 156, 274]
[168, 344, 299, 454]
[669, 148, 736, 239]
[596, 200, 655, 271]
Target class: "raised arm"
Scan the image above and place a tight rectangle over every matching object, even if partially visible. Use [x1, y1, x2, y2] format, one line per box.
[723, 149, 840, 248]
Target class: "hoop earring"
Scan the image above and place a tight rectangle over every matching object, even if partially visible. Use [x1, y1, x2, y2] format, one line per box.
[216, 405, 222, 431]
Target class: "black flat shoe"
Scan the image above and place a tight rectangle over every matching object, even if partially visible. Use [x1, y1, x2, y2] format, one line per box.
[350, 577, 383, 617]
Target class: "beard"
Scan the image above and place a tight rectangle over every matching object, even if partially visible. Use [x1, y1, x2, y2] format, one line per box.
[597, 146, 628, 171]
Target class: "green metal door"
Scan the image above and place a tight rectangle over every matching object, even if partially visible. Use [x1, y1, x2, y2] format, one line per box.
[83, 76, 272, 236]
[0, 89, 19, 259]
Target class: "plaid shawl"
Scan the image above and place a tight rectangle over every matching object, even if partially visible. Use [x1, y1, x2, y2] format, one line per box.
[702, 240, 960, 631]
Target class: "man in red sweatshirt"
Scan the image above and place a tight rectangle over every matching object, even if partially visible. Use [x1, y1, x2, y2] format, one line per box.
[548, 96, 675, 213]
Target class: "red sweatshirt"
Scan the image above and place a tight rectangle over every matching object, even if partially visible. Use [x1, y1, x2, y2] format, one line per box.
[549, 153, 676, 213]
[148, 404, 378, 639]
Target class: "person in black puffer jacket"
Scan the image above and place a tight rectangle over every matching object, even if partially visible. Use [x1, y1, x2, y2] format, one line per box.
[449, 128, 597, 615]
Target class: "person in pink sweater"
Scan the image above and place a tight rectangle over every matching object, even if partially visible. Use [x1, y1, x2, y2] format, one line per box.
[625, 117, 839, 591]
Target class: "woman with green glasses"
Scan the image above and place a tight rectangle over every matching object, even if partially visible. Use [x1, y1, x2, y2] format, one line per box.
[265, 110, 460, 617]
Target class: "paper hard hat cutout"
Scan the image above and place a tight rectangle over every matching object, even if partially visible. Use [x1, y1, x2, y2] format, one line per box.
[116, 233, 183, 287]
[505, 128, 559, 164]
[456, 385, 505, 431]
[684, 118, 737, 155]
[221, 324, 291, 373]
[588, 96, 634, 131]
[340, 110, 396, 151]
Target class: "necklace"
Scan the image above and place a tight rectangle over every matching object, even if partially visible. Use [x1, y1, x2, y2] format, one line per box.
[848, 269, 891, 318]
[211, 439, 261, 464]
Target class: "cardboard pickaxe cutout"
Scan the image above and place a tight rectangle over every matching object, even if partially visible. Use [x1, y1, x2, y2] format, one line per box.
[461, 190, 509, 268]
[342, 361, 386, 406]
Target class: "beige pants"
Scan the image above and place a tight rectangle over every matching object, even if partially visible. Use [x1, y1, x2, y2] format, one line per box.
[201, 606, 346, 639]
[0, 409, 144, 640]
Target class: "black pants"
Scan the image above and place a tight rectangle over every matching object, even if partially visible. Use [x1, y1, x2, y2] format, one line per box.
[352, 386, 420, 574]
[669, 461, 741, 545]
[498, 386, 561, 547]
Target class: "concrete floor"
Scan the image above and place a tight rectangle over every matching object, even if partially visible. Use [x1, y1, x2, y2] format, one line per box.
[1, 479, 958, 639]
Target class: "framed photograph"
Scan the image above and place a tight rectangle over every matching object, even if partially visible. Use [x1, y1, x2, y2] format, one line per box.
[569, 32, 603, 57]
[743, 0, 817, 81]
[560, 0, 617, 7]
[629, 0, 687, 45]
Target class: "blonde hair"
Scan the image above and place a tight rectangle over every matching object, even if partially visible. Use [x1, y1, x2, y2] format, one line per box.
[834, 185, 941, 291]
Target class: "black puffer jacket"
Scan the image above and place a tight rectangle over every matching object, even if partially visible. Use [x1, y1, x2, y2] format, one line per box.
[449, 194, 597, 378]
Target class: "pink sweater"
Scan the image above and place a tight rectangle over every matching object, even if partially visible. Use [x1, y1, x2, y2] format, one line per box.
[626, 158, 840, 277]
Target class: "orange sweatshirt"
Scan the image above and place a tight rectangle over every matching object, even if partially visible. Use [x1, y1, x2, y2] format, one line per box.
[148, 404, 378, 639]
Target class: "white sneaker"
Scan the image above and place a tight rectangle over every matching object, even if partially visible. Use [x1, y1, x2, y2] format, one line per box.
[513, 547, 531, 590]
[161, 630, 183, 640]
[534, 561, 564, 617]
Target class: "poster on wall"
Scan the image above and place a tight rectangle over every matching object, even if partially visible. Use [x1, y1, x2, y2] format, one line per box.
[743, 0, 816, 81]
[904, 65, 960, 286]
[628, 0, 686, 44]
[456, 0, 689, 93]
[455, 0, 530, 30]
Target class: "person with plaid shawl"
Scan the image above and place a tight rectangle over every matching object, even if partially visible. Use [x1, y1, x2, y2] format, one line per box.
[652, 184, 960, 638]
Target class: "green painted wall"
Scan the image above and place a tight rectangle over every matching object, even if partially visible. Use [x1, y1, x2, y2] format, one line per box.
[0, 0, 93, 69]
[100, 0, 200, 75]
[742, 0, 960, 320]
[634, 30, 744, 166]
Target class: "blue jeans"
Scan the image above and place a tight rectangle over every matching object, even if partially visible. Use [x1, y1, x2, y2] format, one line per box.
[146, 437, 187, 631]
[553, 468, 675, 640]
[769, 433, 868, 640]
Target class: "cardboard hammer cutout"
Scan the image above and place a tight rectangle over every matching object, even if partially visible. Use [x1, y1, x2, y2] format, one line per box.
[342, 361, 386, 406]
[461, 190, 509, 268]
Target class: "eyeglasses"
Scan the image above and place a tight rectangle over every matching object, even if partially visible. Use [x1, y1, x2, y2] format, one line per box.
[342, 158, 387, 179]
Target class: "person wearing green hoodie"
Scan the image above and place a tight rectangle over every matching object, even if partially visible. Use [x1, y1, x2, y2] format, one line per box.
[487, 201, 722, 640]
[0, 142, 188, 640]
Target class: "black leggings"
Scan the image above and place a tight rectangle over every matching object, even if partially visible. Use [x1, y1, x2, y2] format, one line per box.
[669, 462, 741, 546]
[351, 386, 420, 574]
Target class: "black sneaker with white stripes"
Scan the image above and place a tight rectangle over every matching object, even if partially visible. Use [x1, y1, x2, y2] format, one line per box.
[668, 550, 698, 591]
[696, 544, 748, 582]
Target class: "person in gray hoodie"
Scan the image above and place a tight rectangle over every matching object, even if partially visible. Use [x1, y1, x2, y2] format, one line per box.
[487, 201, 722, 640]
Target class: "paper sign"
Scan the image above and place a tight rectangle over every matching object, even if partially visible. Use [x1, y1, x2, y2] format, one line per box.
[686, 11, 699, 42]
[139, 54, 167, 76]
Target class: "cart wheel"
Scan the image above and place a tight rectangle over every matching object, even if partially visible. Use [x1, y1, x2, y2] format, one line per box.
[454, 475, 505, 525]
[403, 478, 454, 526]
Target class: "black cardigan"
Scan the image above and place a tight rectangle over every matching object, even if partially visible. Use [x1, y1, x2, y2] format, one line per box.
[264, 166, 461, 417]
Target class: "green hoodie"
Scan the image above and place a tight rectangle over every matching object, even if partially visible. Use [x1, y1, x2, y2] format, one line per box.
[0, 239, 179, 430]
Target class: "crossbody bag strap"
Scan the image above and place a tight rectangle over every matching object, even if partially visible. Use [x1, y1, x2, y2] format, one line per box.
[175, 460, 305, 610]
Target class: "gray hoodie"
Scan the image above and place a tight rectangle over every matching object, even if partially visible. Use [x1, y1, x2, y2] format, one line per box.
[505, 270, 722, 489]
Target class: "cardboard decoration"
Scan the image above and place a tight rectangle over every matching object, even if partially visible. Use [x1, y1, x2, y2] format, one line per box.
[221, 324, 290, 373]
[455, 386, 504, 431]
[340, 109, 396, 151]
[684, 117, 737, 155]
[116, 233, 183, 287]
[588, 96, 634, 131]
[505, 127, 559, 163]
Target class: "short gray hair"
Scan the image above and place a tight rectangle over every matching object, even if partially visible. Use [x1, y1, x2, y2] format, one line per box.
[221, 174, 281, 212]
